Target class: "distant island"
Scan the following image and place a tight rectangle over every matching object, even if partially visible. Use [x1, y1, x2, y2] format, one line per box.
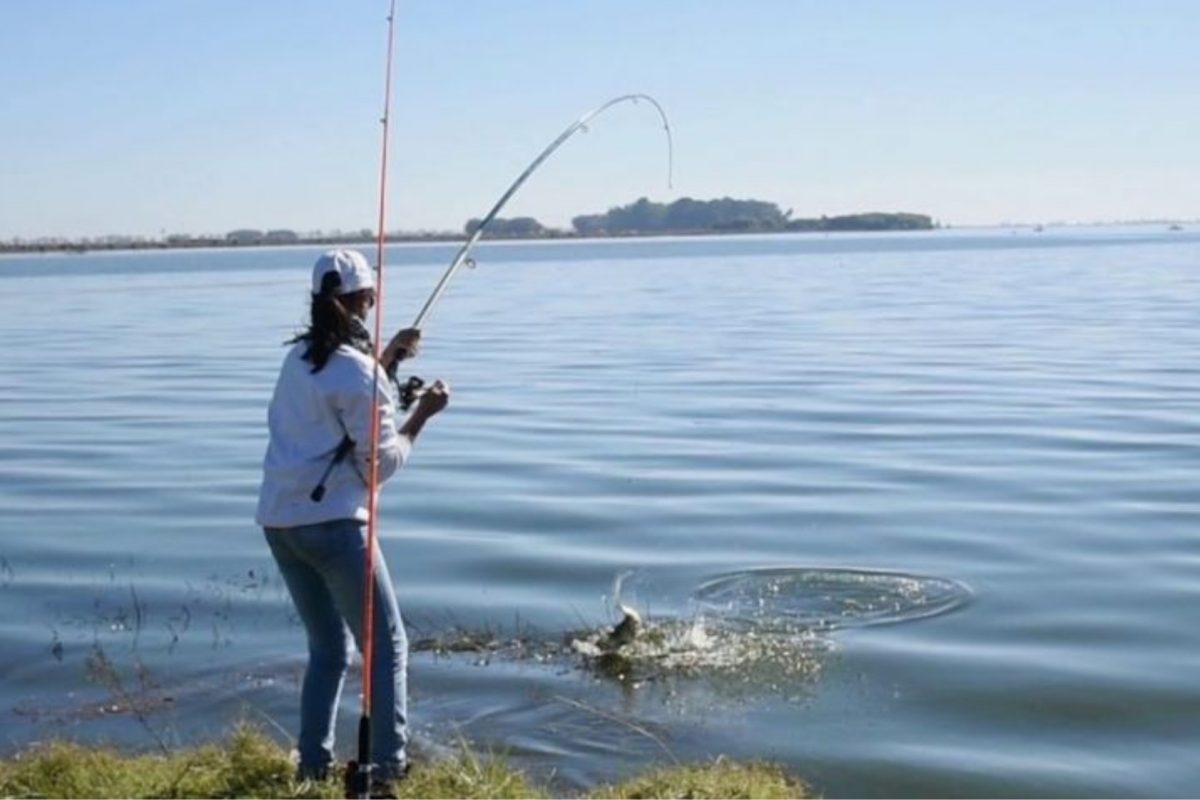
[1, 197, 934, 255]
[472, 197, 933, 238]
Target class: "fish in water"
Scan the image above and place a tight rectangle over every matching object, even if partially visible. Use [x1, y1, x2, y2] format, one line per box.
[600, 603, 642, 651]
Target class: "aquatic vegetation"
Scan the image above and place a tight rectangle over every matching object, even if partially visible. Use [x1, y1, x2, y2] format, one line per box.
[14, 566, 965, 741]
[83, 641, 171, 753]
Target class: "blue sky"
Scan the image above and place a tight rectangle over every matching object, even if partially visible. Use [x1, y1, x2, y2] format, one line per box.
[1, 1, 1197, 239]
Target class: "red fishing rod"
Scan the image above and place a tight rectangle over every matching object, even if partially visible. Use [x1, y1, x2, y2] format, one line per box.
[348, 0, 397, 797]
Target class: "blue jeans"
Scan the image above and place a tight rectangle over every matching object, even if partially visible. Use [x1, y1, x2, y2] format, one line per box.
[264, 520, 408, 779]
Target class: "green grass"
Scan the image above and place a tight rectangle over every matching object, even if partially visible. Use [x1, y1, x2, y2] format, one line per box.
[0, 726, 808, 799]
[586, 759, 807, 799]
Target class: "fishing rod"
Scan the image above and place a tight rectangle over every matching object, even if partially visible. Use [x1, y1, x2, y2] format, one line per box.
[396, 93, 674, 409]
[412, 94, 671, 330]
[350, 0, 397, 797]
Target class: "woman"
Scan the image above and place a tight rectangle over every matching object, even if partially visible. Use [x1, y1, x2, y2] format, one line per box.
[256, 249, 449, 783]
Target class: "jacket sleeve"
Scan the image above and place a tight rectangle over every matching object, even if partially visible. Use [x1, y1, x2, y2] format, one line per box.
[336, 361, 412, 485]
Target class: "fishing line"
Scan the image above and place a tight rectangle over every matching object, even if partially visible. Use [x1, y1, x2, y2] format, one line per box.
[397, 93, 674, 410]
[411, 94, 673, 331]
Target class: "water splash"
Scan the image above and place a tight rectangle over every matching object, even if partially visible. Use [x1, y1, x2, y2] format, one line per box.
[411, 567, 967, 691]
[570, 614, 829, 686]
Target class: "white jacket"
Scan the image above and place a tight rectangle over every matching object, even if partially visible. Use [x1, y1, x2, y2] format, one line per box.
[256, 342, 412, 528]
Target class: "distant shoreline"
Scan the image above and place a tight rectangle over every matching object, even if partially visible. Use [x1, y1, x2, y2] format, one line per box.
[1, 204, 941, 254]
[0, 226, 910, 256]
[1, 219, 1191, 257]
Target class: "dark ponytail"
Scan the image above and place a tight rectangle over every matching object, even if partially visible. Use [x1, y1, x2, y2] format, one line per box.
[290, 271, 358, 373]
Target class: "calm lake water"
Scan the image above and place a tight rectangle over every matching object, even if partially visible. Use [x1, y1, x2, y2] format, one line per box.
[1, 228, 1198, 797]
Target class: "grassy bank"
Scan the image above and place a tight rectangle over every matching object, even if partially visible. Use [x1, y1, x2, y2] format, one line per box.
[0, 726, 808, 799]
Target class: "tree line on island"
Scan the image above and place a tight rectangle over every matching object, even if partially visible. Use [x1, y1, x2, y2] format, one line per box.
[468, 197, 935, 238]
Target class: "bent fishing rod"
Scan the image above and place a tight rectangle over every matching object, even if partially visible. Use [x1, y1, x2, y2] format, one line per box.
[395, 93, 674, 408]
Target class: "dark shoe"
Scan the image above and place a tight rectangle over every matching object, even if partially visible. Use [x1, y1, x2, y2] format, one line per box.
[369, 781, 398, 800]
[344, 760, 408, 798]
[296, 764, 329, 782]
[371, 761, 409, 798]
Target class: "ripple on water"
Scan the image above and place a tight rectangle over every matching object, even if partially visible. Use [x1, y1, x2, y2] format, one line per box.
[691, 567, 972, 631]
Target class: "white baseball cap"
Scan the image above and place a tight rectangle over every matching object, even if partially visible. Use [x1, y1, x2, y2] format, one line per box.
[311, 249, 376, 296]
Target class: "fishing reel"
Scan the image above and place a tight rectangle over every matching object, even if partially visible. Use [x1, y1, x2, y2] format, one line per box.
[385, 343, 424, 411]
[399, 375, 424, 411]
